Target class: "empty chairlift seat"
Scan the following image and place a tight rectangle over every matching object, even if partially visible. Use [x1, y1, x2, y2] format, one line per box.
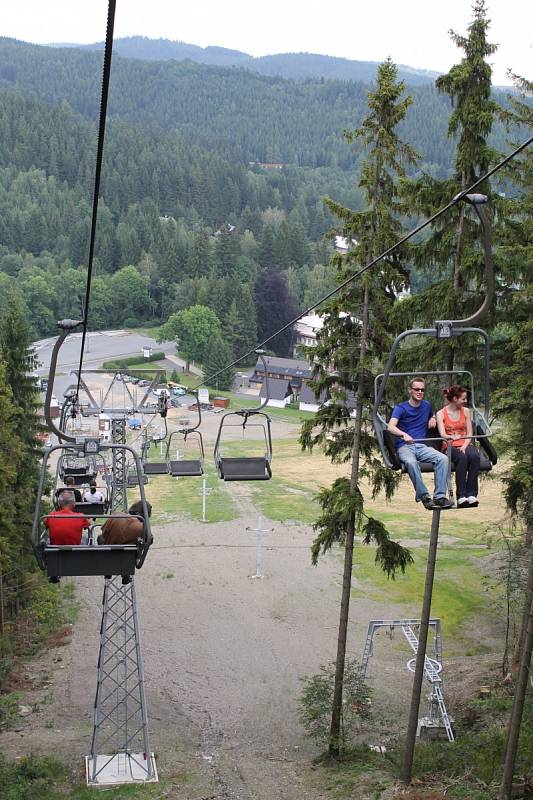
[214, 410, 273, 482]
[217, 455, 272, 481]
[167, 426, 204, 477]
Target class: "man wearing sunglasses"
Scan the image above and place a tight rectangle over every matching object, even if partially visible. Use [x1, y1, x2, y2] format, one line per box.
[388, 378, 452, 510]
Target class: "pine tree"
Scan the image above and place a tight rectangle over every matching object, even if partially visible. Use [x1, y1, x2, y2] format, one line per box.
[222, 300, 241, 358]
[254, 269, 297, 357]
[187, 230, 214, 278]
[203, 333, 235, 391]
[0, 288, 42, 590]
[301, 58, 416, 755]
[398, 0, 500, 373]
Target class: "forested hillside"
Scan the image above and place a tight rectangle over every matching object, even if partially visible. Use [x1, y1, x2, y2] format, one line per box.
[0, 36, 515, 348]
[73, 35, 440, 86]
[0, 37, 468, 170]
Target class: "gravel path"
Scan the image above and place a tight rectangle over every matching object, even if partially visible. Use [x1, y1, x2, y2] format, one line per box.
[1, 501, 419, 798]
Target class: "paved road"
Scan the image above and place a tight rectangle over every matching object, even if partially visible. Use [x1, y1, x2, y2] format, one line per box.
[33, 330, 178, 402]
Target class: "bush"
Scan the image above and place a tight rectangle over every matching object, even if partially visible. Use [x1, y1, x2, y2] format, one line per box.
[124, 316, 140, 328]
[0, 753, 66, 800]
[0, 693, 21, 730]
[299, 658, 371, 752]
[102, 351, 166, 370]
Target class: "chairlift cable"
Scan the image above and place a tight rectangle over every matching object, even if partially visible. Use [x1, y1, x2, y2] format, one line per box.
[196, 133, 533, 391]
[73, 0, 117, 406]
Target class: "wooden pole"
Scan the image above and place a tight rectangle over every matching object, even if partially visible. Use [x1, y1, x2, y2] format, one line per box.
[498, 547, 533, 799]
[0, 563, 5, 635]
[401, 508, 441, 783]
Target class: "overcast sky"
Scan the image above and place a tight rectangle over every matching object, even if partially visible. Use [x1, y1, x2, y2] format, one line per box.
[3, 0, 531, 86]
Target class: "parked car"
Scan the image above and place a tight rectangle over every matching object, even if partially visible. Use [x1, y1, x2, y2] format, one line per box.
[138, 379, 151, 387]
[172, 387, 186, 396]
[128, 418, 142, 430]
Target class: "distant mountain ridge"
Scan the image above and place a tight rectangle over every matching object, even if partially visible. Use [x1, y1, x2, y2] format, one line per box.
[49, 35, 441, 86]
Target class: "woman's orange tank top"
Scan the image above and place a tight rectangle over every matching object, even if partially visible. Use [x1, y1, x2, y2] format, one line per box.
[442, 405, 468, 450]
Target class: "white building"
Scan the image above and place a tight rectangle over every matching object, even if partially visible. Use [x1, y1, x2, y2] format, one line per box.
[292, 313, 324, 356]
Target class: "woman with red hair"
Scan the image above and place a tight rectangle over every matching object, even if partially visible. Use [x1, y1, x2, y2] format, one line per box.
[436, 385, 480, 507]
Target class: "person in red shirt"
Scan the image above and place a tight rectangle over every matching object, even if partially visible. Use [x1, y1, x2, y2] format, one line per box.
[45, 492, 89, 545]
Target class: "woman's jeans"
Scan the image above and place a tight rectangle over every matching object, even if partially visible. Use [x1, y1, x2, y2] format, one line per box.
[397, 443, 449, 502]
[449, 444, 480, 499]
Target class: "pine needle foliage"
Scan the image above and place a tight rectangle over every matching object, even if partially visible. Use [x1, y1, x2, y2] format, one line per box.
[396, 0, 501, 372]
[300, 58, 416, 756]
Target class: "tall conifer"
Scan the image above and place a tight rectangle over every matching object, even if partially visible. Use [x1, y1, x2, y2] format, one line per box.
[397, 0, 500, 371]
[300, 58, 416, 755]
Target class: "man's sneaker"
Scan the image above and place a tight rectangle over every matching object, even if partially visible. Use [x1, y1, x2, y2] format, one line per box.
[433, 496, 453, 509]
[458, 497, 469, 507]
[467, 496, 479, 507]
[421, 494, 434, 510]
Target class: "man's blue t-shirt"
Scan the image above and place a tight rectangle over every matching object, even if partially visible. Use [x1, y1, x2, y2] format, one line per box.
[391, 399, 433, 449]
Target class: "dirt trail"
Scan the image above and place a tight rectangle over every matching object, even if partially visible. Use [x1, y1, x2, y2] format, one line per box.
[2, 502, 423, 798]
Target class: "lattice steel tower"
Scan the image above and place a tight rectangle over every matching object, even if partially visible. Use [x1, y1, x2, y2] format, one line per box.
[87, 417, 157, 785]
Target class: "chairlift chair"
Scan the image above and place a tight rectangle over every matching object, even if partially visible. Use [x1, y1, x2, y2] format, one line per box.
[372, 194, 497, 486]
[374, 370, 497, 473]
[58, 452, 98, 485]
[214, 351, 273, 481]
[141, 417, 170, 475]
[167, 391, 205, 477]
[33, 319, 152, 578]
[33, 442, 152, 579]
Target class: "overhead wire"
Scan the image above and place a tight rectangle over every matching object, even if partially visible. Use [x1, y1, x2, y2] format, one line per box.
[195, 133, 533, 391]
[74, 0, 117, 405]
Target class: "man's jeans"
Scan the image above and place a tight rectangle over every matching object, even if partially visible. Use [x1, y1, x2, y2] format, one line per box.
[397, 443, 449, 502]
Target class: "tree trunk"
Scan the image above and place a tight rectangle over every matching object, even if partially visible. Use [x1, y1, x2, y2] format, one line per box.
[499, 544, 533, 799]
[511, 506, 533, 672]
[453, 201, 465, 291]
[328, 282, 369, 756]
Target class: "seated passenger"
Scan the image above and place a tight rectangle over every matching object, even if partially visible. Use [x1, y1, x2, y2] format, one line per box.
[387, 378, 452, 510]
[99, 500, 153, 585]
[45, 492, 89, 545]
[436, 385, 480, 508]
[55, 476, 82, 504]
[100, 500, 153, 545]
[83, 481, 105, 503]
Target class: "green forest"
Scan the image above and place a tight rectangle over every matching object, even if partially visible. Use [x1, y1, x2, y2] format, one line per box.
[0, 35, 520, 353]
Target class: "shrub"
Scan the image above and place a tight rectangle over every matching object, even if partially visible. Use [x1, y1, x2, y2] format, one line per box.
[299, 658, 371, 752]
[101, 351, 166, 370]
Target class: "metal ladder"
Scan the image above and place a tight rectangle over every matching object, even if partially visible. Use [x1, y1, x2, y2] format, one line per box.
[402, 625, 454, 742]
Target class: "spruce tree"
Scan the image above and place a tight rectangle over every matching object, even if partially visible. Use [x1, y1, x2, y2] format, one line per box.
[398, 0, 500, 373]
[255, 269, 297, 357]
[0, 288, 42, 588]
[300, 58, 416, 755]
[203, 333, 235, 391]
